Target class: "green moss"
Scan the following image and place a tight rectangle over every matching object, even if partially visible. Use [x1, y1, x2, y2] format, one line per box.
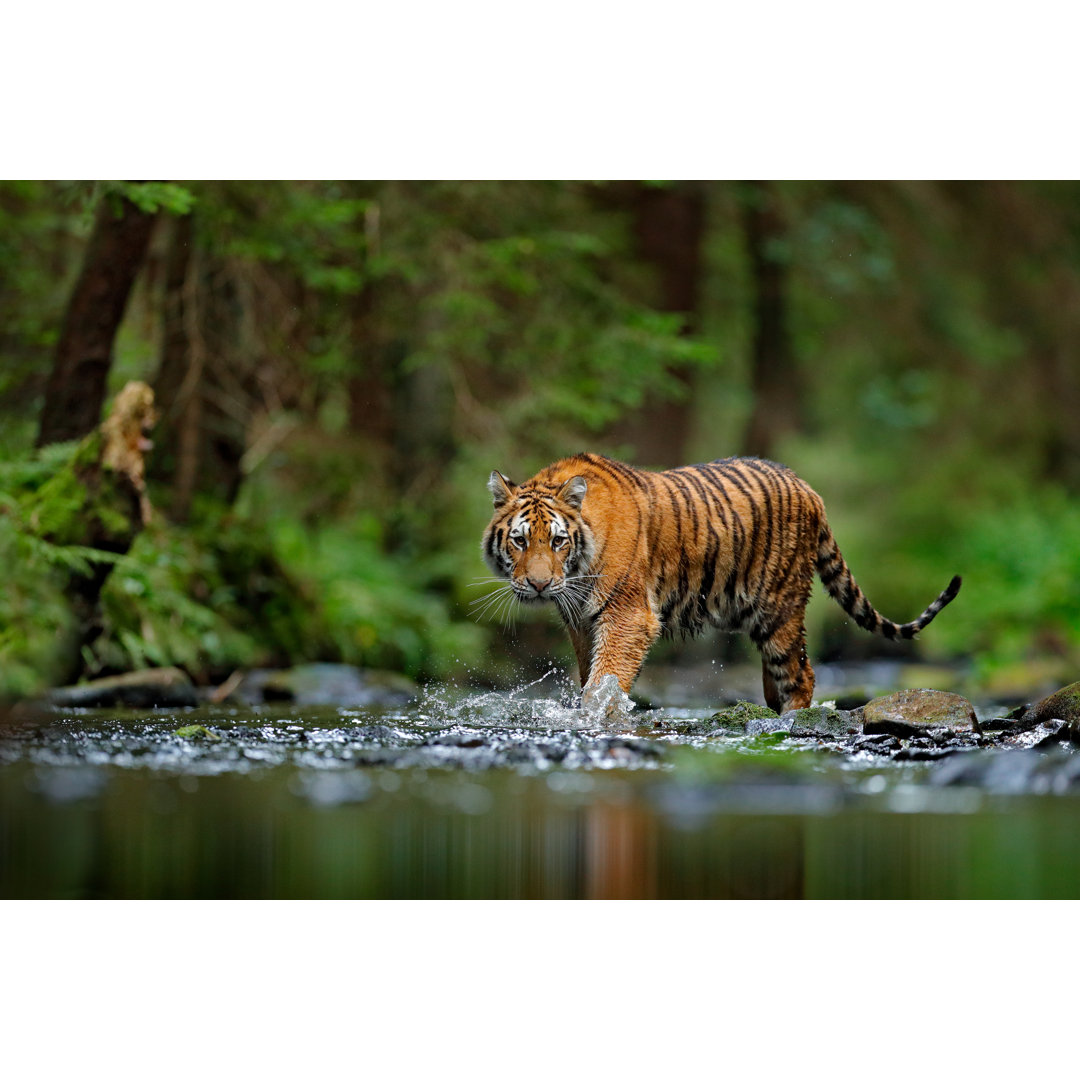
[709, 700, 779, 732]
[174, 724, 220, 741]
[0, 515, 77, 701]
[22, 430, 135, 550]
[788, 706, 859, 738]
[1028, 681, 1080, 726]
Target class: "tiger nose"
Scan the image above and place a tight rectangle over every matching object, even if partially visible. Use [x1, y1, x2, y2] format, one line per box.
[530, 577, 551, 594]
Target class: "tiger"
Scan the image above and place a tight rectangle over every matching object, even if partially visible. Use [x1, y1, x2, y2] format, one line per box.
[481, 452, 961, 713]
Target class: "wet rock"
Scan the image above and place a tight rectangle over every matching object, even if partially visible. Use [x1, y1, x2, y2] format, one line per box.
[893, 745, 964, 762]
[504, 743, 546, 767]
[747, 715, 794, 736]
[424, 732, 487, 749]
[1023, 680, 1080, 736]
[974, 715, 1018, 734]
[851, 733, 902, 754]
[351, 724, 405, 744]
[786, 706, 862, 739]
[650, 717, 722, 737]
[1003, 720, 1070, 750]
[598, 735, 663, 759]
[352, 747, 412, 767]
[861, 689, 977, 738]
[45, 667, 197, 709]
[976, 712, 1047, 737]
[238, 664, 417, 707]
[831, 691, 874, 711]
[930, 747, 1079, 794]
[709, 701, 778, 733]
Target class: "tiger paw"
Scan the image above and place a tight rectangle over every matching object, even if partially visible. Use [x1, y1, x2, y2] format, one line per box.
[581, 674, 635, 724]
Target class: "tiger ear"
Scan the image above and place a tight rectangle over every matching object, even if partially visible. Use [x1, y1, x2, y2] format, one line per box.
[488, 470, 516, 508]
[557, 475, 587, 510]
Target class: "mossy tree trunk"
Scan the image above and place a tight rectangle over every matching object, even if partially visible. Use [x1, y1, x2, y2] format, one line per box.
[25, 382, 157, 683]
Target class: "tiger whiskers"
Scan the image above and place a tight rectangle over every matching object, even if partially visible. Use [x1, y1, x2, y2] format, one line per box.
[552, 572, 605, 626]
[468, 572, 607, 629]
[467, 580, 520, 630]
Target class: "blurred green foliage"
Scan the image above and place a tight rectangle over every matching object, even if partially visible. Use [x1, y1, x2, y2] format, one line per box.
[2, 180, 1079, 700]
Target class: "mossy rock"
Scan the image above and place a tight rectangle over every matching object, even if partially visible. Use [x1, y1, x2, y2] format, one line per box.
[862, 689, 977, 737]
[1024, 680, 1080, 734]
[708, 700, 778, 733]
[786, 706, 861, 739]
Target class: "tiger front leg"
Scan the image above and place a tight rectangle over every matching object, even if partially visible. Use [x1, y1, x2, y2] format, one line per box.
[581, 601, 661, 702]
[566, 623, 594, 689]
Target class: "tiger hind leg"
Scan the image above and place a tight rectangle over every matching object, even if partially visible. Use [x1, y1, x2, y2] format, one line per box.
[756, 617, 815, 713]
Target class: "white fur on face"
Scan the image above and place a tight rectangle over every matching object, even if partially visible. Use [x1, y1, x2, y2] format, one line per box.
[509, 512, 530, 547]
[549, 513, 569, 545]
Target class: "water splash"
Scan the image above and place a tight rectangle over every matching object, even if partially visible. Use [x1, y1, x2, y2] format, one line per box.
[417, 667, 635, 730]
[581, 674, 636, 725]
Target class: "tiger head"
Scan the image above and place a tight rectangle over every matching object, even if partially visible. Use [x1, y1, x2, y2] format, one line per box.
[482, 471, 596, 614]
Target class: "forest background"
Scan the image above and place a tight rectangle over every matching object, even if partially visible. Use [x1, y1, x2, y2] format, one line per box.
[2, 179, 1079, 702]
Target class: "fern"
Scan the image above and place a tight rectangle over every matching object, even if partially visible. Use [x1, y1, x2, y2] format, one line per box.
[0, 440, 80, 494]
[18, 532, 124, 576]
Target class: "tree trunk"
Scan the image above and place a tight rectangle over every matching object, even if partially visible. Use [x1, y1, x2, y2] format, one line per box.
[741, 181, 801, 459]
[607, 182, 707, 467]
[347, 283, 394, 449]
[150, 214, 204, 522]
[151, 240, 251, 516]
[197, 259, 252, 507]
[37, 192, 158, 447]
[347, 275, 456, 553]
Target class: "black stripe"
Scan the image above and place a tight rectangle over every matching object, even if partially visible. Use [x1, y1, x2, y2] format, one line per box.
[715, 462, 761, 596]
[819, 560, 845, 588]
[740, 464, 776, 605]
[746, 460, 792, 589]
[678, 467, 724, 536]
[486, 526, 505, 564]
[666, 471, 701, 542]
[696, 531, 719, 622]
[582, 453, 650, 493]
[680, 469, 726, 616]
[697, 464, 732, 530]
[698, 463, 742, 601]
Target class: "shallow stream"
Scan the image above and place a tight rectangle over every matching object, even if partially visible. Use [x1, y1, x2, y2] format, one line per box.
[3, 669, 1080, 898]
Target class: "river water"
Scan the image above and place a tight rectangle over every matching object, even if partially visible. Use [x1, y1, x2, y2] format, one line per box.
[3, 672, 1080, 898]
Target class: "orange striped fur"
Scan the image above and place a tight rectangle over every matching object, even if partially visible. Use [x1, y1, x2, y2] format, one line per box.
[482, 453, 961, 712]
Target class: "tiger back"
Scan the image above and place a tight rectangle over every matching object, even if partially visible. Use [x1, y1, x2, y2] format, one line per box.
[482, 452, 960, 713]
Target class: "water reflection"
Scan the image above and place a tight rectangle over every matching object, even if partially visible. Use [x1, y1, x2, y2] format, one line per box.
[3, 701, 1080, 898]
[4, 762, 1080, 898]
